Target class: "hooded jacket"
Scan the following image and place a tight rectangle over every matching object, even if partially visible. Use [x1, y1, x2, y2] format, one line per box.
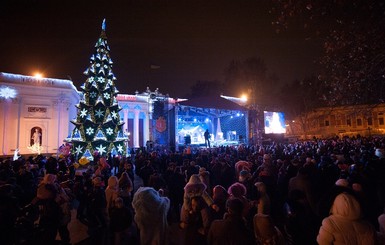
[317, 192, 377, 245]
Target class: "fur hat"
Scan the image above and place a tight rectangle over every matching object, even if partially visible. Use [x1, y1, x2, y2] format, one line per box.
[184, 174, 206, 192]
[132, 187, 170, 217]
[228, 182, 247, 198]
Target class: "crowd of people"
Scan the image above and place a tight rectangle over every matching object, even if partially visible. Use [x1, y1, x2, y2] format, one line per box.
[1, 135, 385, 244]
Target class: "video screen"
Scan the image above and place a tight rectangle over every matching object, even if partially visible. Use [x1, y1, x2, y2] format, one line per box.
[264, 111, 286, 134]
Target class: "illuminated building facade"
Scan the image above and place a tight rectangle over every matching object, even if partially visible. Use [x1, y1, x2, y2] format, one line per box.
[0, 72, 247, 155]
[0, 72, 79, 155]
[285, 104, 385, 139]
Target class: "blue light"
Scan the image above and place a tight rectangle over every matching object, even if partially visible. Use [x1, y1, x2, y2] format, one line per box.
[194, 118, 197, 122]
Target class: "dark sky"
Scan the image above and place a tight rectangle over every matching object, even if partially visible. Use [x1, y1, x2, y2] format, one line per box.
[1, 0, 322, 98]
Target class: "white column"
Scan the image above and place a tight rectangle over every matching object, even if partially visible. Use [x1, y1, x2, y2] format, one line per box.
[123, 108, 129, 132]
[134, 109, 140, 148]
[16, 98, 22, 149]
[2, 100, 9, 155]
[144, 112, 150, 145]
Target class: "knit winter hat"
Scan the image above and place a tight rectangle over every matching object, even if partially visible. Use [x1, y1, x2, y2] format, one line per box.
[228, 182, 247, 198]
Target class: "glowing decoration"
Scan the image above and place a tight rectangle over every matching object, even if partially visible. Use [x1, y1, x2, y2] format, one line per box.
[0, 86, 17, 99]
[96, 144, 107, 155]
[27, 144, 43, 154]
[95, 108, 104, 118]
[111, 111, 118, 119]
[116, 144, 124, 153]
[90, 91, 97, 98]
[106, 128, 114, 135]
[80, 108, 88, 118]
[75, 145, 83, 155]
[67, 19, 127, 158]
[86, 127, 94, 135]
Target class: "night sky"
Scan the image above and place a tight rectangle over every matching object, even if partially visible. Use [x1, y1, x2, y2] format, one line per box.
[1, 0, 322, 98]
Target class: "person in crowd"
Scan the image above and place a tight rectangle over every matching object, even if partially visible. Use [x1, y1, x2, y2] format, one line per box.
[118, 172, 133, 207]
[35, 173, 65, 244]
[254, 181, 271, 215]
[109, 197, 134, 245]
[317, 192, 377, 245]
[211, 185, 229, 220]
[207, 198, 255, 245]
[204, 129, 211, 148]
[238, 169, 257, 201]
[105, 175, 119, 216]
[180, 174, 215, 228]
[199, 167, 212, 196]
[253, 213, 285, 245]
[228, 182, 255, 228]
[132, 187, 170, 245]
[87, 177, 108, 229]
[183, 196, 212, 245]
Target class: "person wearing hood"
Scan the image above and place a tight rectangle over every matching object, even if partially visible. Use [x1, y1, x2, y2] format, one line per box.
[317, 192, 377, 245]
[132, 187, 170, 245]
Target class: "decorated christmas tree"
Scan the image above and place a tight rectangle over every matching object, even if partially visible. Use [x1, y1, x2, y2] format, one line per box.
[67, 19, 127, 160]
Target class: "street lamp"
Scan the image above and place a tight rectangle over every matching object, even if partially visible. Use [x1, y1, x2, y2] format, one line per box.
[34, 72, 43, 78]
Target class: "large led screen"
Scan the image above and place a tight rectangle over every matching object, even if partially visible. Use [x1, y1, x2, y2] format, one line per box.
[264, 111, 286, 134]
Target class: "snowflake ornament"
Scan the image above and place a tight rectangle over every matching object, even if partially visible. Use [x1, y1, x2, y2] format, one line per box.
[75, 145, 83, 155]
[106, 127, 114, 135]
[111, 111, 118, 119]
[90, 91, 97, 98]
[86, 127, 94, 135]
[0, 87, 17, 99]
[95, 144, 107, 155]
[95, 109, 104, 118]
[116, 145, 124, 153]
[80, 108, 88, 118]
[103, 93, 110, 99]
